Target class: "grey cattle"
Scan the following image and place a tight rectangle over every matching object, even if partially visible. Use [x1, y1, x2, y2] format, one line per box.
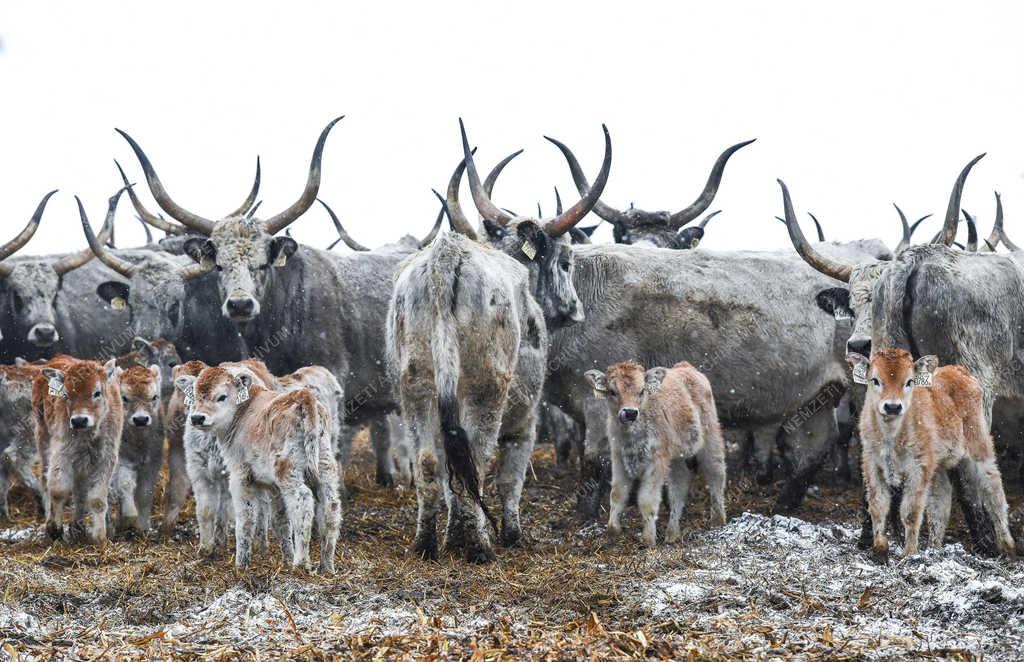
[0, 363, 45, 519]
[117, 118, 420, 488]
[547, 135, 753, 248]
[386, 120, 608, 563]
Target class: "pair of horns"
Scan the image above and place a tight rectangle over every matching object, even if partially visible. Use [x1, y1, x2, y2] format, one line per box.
[319, 199, 442, 251]
[547, 135, 754, 231]
[117, 116, 343, 236]
[0, 190, 58, 277]
[779, 154, 984, 282]
[79, 187, 212, 281]
[445, 119, 612, 240]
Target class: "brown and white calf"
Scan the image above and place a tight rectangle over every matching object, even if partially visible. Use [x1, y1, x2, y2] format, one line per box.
[585, 361, 727, 547]
[175, 366, 341, 572]
[111, 364, 163, 534]
[33, 355, 123, 543]
[848, 349, 1015, 559]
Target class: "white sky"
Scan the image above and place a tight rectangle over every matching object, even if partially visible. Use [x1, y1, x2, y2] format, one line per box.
[1, 1, 1022, 256]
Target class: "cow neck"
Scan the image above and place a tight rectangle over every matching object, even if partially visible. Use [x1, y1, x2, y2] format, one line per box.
[221, 397, 255, 447]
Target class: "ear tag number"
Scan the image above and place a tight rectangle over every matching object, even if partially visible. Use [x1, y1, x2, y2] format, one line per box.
[521, 241, 537, 261]
[48, 378, 67, 399]
[200, 255, 215, 270]
[851, 363, 868, 385]
[834, 308, 852, 321]
[272, 254, 288, 268]
[236, 385, 251, 404]
[913, 372, 933, 388]
[183, 385, 195, 408]
[111, 297, 127, 310]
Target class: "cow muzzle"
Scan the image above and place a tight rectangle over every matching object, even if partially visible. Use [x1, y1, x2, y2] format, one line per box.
[618, 407, 639, 424]
[28, 323, 59, 346]
[69, 415, 94, 430]
[224, 295, 259, 321]
[131, 414, 152, 427]
[846, 337, 871, 357]
[880, 401, 904, 418]
[190, 413, 210, 429]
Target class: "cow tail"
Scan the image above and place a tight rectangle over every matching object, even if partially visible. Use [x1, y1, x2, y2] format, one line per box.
[429, 239, 499, 534]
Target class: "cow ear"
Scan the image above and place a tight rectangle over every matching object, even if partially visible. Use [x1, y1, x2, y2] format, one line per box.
[845, 352, 870, 384]
[914, 355, 939, 385]
[584, 370, 608, 393]
[97, 281, 130, 308]
[183, 238, 216, 267]
[482, 219, 507, 241]
[103, 358, 118, 381]
[42, 368, 65, 385]
[580, 224, 599, 237]
[645, 367, 668, 392]
[816, 287, 853, 321]
[174, 374, 196, 394]
[148, 364, 161, 382]
[516, 220, 548, 260]
[269, 236, 298, 268]
[676, 227, 704, 249]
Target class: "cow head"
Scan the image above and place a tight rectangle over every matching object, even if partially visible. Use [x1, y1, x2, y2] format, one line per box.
[547, 134, 753, 249]
[117, 364, 161, 428]
[175, 365, 256, 433]
[42, 358, 119, 430]
[444, 120, 613, 328]
[117, 117, 342, 322]
[119, 337, 181, 397]
[0, 191, 106, 348]
[846, 348, 937, 422]
[585, 361, 664, 426]
[779, 154, 984, 359]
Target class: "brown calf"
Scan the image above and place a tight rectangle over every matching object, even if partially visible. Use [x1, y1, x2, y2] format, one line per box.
[848, 349, 1015, 559]
[585, 361, 727, 547]
[111, 364, 163, 534]
[33, 355, 123, 543]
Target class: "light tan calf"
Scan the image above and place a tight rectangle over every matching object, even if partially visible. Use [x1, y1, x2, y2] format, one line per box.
[848, 348, 1015, 559]
[585, 361, 727, 547]
[175, 366, 341, 573]
[32, 355, 123, 543]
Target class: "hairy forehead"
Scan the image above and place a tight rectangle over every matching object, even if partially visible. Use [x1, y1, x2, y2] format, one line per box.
[607, 361, 645, 387]
[195, 367, 232, 398]
[174, 360, 207, 379]
[871, 348, 912, 376]
[120, 366, 158, 394]
[211, 217, 268, 249]
[8, 262, 58, 291]
[64, 362, 104, 392]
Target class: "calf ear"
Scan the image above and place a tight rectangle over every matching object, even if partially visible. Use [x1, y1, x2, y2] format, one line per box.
[816, 287, 853, 320]
[183, 238, 216, 268]
[845, 352, 870, 384]
[148, 364, 161, 382]
[14, 357, 28, 366]
[645, 367, 668, 392]
[269, 236, 298, 268]
[676, 227, 704, 249]
[234, 371, 254, 403]
[913, 355, 939, 387]
[174, 374, 196, 394]
[103, 358, 118, 381]
[131, 336, 158, 365]
[584, 370, 608, 393]
[97, 281, 130, 309]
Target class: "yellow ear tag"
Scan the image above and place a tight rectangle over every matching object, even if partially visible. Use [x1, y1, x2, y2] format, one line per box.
[200, 255, 215, 271]
[521, 241, 537, 260]
[272, 254, 288, 268]
[111, 297, 127, 310]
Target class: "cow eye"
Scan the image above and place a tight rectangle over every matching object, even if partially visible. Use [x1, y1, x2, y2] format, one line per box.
[870, 378, 880, 387]
[217, 394, 228, 402]
[93, 390, 102, 399]
[905, 379, 914, 388]
[152, 395, 159, 402]
[122, 396, 128, 404]
[560, 261, 570, 272]
[215, 265, 223, 272]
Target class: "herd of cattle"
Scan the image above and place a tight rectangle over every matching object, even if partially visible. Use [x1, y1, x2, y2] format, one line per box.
[0, 115, 1021, 570]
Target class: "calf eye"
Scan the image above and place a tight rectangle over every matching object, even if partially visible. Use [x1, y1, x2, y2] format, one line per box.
[122, 396, 128, 404]
[216, 394, 228, 402]
[870, 378, 880, 387]
[93, 390, 102, 399]
[151, 395, 159, 402]
[905, 379, 914, 388]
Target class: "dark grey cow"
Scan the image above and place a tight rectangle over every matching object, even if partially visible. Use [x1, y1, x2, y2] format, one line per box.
[547, 135, 753, 248]
[387, 119, 608, 563]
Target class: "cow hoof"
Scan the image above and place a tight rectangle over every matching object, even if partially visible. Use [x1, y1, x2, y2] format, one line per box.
[414, 538, 438, 561]
[500, 526, 523, 548]
[45, 522, 62, 541]
[857, 526, 872, 550]
[464, 542, 497, 564]
[376, 469, 394, 488]
[871, 544, 889, 564]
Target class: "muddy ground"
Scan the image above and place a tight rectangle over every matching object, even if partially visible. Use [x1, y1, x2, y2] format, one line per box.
[1, 439, 1022, 660]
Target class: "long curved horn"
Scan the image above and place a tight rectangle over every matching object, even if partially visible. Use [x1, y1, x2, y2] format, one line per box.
[460, 119, 516, 227]
[544, 134, 629, 226]
[114, 159, 185, 237]
[78, 190, 137, 277]
[56, 191, 121, 276]
[893, 204, 912, 253]
[178, 257, 215, 281]
[246, 200, 263, 219]
[995, 192, 1018, 251]
[545, 124, 613, 238]
[908, 214, 932, 240]
[962, 210, 978, 252]
[981, 192, 1001, 252]
[225, 157, 261, 218]
[777, 180, 851, 282]
[0, 189, 56, 277]
[483, 150, 523, 200]
[116, 130, 217, 235]
[444, 148, 479, 240]
[668, 139, 756, 230]
[698, 210, 722, 229]
[934, 154, 985, 246]
[420, 203, 445, 248]
[317, 199, 369, 251]
[136, 217, 153, 244]
[554, 187, 563, 215]
[264, 116, 344, 235]
[807, 212, 826, 242]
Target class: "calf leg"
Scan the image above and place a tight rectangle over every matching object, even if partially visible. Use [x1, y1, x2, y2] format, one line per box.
[495, 422, 537, 547]
[637, 461, 669, 548]
[192, 474, 222, 557]
[80, 474, 111, 544]
[926, 469, 952, 549]
[161, 427, 191, 534]
[9, 438, 44, 516]
[864, 463, 892, 561]
[229, 475, 260, 568]
[970, 456, 1016, 557]
[370, 417, 395, 487]
[665, 459, 694, 544]
[0, 454, 11, 522]
[112, 464, 141, 534]
[316, 454, 342, 574]
[281, 481, 315, 571]
[271, 492, 294, 562]
[699, 430, 728, 527]
[607, 452, 629, 538]
[135, 450, 163, 533]
[577, 398, 610, 522]
[45, 457, 71, 541]
[899, 468, 930, 557]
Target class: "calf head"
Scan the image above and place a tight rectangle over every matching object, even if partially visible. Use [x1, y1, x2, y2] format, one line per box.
[444, 120, 614, 327]
[846, 348, 937, 423]
[118, 118, 342, 322]
[585, 361, 666, 426]
[778, 155, 983, 359]
[118, 364, 162, 428]
[547, 133, 753, 248]
[42, 359, 119, 430]
[174, 366, 255, 433]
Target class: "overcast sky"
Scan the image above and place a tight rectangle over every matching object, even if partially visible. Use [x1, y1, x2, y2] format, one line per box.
[1, 2, 1021, 256]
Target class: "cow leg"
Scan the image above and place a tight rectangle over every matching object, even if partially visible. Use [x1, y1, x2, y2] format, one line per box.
[270, 492, 294, 562]
[833, 393, 856, 484]
[748, 426, 776, 485]
[112, 463, 141, 534]
[9, 437, 45, 517]
[664, 459, 694, 544]
[316, 453, 342, 574]
[160, 425, 191, 535]
[370, 417, 396, 487]
[135, 450, 163, 534]
[388, 414, 414, 489]
[926, 469, 952, 549]
[699, 434, 728, 527]
[445, 399, 502, 564]
[899, 468, 930, 557]
[0, 451, 11, 523]
[401, 372, 441, 560]
[495, 427, 536, 548]
[45, 458, 70, 541]
[607, 451, 629, 538]
[577, 397, 611, 522]
[192, 473, 222, 557]
[229, 474, 260, 568]
[637, 461, 669, 548]
[775, 404, 837, 512]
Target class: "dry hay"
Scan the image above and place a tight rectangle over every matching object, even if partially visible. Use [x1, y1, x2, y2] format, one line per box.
[1, 436, 1022, 660]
